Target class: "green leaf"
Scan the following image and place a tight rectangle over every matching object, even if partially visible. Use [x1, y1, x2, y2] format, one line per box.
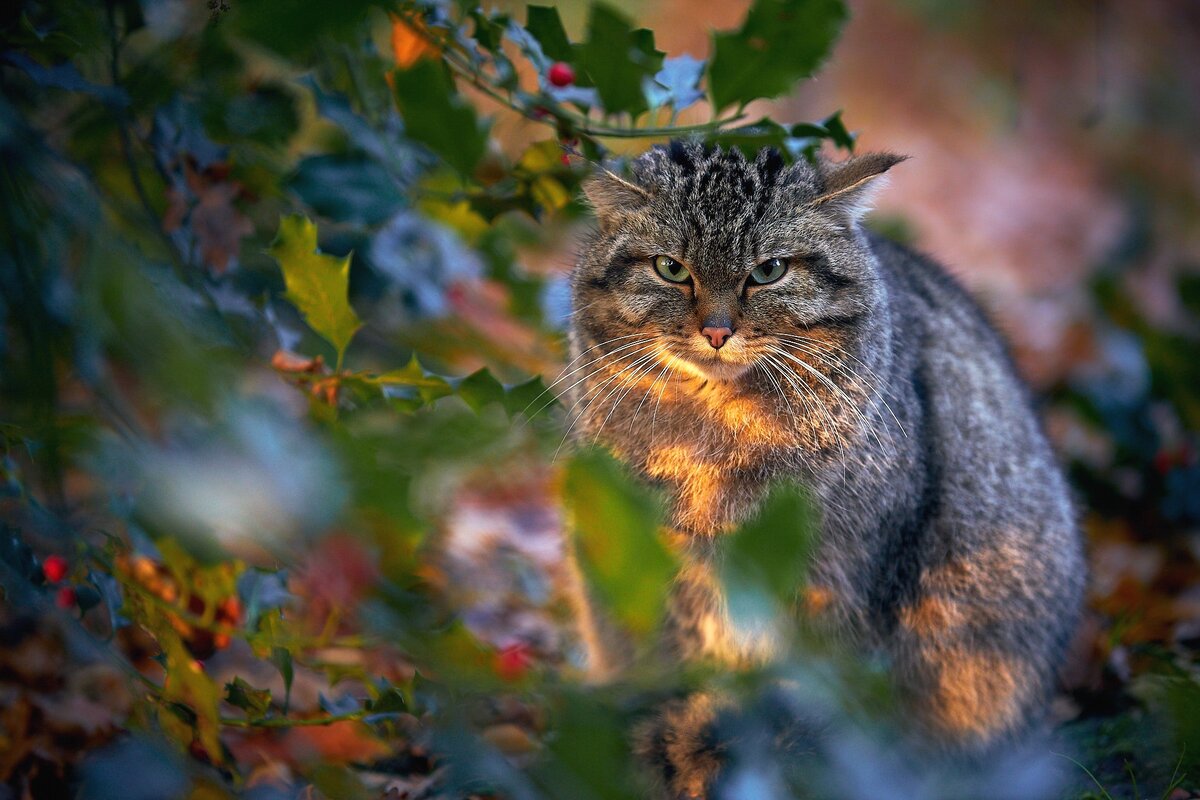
[270, 646, 294, 713]
[470, 10, 510, 52]
[535, 691, 638, 800]
[573, 4, 664, 116]
[721, 484, 816, 603]
[708, 0, 848, 111]
[712, 117, 790, 159]
[504, 375, 556, 419]
[268, 215, 362, 367]
[525, 6, 573, 63]
[456, 368, 505, 413]
[368, 686, 407, 714]
[286, 154, 406, 226]
[225, 677, 272, 717]
[392, 59, 488, 177]
[563, 449, 675, 639]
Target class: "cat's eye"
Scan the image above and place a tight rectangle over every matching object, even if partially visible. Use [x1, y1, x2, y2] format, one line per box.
[652, 255, 691, 284]
[748, 258, 788, 285]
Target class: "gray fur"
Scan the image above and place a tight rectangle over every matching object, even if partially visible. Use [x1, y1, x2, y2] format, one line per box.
[567, 141, 1085, 795]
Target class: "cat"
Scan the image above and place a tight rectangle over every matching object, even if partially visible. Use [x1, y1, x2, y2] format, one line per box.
[565, 140, 1086, 798]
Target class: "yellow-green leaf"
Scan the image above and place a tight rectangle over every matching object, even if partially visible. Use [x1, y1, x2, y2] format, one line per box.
[269, 215, 362, 366]
[563, 449, 675, 639]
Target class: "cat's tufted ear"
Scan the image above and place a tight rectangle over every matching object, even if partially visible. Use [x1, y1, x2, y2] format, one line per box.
[812, 152, 907, 222]
[582, 169, 652, 231]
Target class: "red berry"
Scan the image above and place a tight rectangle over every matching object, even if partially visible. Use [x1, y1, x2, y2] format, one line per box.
[55, 586, 77, 609]
[547, 62, 574, 87]
[42, 555, 68, 583]
[494, 643, 533, 681]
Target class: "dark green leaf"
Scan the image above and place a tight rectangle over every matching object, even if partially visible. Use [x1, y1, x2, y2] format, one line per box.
[392, 60, 488, 177]
[504, 375, 556, 419]
[225, 677, 272, 717]
[287, 154, 406, 226]
[708, 0, 848, 110]
[456, 368, 506, 412]
[573, 4, 664, 115]
[368, 686, 407, 714]
[470, 10, 510, 52]
[712, 118, 790, 159]
[271, 646, 294, 712]
[525, 6, 573, 63]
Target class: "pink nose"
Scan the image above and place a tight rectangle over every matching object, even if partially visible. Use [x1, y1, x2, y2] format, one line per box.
[701, 326, 733, 349]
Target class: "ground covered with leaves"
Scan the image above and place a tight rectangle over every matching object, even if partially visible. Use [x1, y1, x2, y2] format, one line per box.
[1, 0, 1198, 798]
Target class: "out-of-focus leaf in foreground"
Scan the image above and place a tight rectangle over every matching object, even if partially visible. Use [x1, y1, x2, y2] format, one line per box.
[269, 214, 362, 367]
[721, 484, 817, 630]
[562, 449, 675, 640]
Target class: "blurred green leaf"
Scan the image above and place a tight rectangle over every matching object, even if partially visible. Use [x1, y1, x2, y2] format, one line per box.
[709, 0, 848, 110]
[225, 677, 272, 717]
[722, 484, 816, 603]
[271, 646, 294, 713]
[268, 214, 362, 367]
[391, 59, 488, 177]
[526, 6, 573, 63]
[563, 449, 674, 639]
[456, 368, 506, 412]
[287, 154, 406, 226]
[534, 691, 639, 800]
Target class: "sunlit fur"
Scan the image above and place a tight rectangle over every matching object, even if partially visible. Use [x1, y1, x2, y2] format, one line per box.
[565, 141, 1085, 790]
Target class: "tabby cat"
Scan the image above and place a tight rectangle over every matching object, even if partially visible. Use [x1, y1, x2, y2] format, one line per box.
[565, 141, 1085, 797]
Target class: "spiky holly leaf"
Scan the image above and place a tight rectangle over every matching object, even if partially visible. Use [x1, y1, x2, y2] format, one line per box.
[391, 59, 488, 177]
[573, 4, 663, 116]
[708, 0, 848, 111]
[269, 215, 362, 367]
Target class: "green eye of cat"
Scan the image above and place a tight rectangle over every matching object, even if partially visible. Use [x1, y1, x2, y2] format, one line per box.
[748, 258, 788, 285]
[652, 255, 691, 283]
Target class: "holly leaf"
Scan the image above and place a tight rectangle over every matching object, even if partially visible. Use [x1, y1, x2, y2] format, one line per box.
[271, 646, 294, 713]
[525, 6, 573, 63]
[287, 154, 406, 226]
[225, 677, 272, 718]
[456, 368, 505, 412]
[721, 484, 816, 603]
[563, 449, 675, 639]
[708, 0, 848, 111]
[268, 215, 362, 366]
[392, 59, 488, 177]
[573, 4, 664, 116]
[713, 117, 790, 160]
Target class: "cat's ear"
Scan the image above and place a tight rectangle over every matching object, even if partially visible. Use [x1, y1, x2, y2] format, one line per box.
[812, 152, 907, 222]
[583, 169, 652, 230]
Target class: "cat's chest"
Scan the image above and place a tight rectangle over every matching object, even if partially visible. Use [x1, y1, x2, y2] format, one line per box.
[614, 388, 797, 531]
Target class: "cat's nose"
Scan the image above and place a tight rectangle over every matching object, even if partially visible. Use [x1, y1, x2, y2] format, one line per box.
[701, 326, 734, 349]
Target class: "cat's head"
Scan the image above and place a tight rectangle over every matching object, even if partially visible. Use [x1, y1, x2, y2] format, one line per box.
[571, 141, 903, 382]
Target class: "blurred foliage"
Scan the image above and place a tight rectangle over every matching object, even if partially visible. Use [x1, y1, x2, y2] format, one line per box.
[0, 0, 1197, 798]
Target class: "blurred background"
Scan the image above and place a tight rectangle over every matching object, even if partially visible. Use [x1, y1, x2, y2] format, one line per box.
[1, 0, 1198, 798]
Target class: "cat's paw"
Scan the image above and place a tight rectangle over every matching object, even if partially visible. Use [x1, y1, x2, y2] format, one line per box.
[633, 692, 732, 800]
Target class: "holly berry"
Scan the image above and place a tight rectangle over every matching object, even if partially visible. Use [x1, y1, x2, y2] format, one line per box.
[494, 643, 533, 681]
[55, 586, 77, 609]
[42, 554, 69, 583]
[547, 62, 575, 87]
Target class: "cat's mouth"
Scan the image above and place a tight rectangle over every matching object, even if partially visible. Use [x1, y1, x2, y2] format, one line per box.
[669, 337, 757, 382]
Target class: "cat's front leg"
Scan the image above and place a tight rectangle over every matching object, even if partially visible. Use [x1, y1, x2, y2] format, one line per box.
[633, 692, 731, 800]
